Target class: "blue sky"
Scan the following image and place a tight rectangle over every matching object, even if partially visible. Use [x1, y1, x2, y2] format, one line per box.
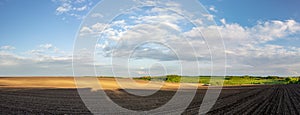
[0, 0, 300, 76]
[0, 0, 88, 52]
[202, 0, 300, 26]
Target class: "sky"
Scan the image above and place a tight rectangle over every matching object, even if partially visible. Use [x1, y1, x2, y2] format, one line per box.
[0, 0, 300, 76]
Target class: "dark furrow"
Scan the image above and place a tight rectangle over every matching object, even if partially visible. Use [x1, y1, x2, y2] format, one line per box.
[261, 87, 279, 114]
[240, 87, 275, 114]
[276, 86, 284, 114]
[284, 85, 300, 114]
[207, 88, 268, 114]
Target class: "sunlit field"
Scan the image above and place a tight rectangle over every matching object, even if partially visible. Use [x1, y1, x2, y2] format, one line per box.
[136, 75, 300, 85]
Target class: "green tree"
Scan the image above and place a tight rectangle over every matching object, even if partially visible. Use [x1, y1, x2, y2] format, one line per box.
[166, 75, 181, 83]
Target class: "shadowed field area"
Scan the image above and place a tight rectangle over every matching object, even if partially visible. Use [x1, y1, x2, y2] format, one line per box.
[0, 77, 300, 114]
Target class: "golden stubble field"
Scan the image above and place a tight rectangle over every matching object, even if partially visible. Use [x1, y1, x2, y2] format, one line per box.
[0, 77, 202, 90]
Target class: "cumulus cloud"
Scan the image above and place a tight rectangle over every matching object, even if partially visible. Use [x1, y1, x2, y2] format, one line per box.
[74, 2, 213, 76]
[216, 20, 300, 76]
[4, 1, 299, 76]
[251, 20, 300, 43]
[79, 22, 107, 37]
[0, 44, 101, 76]
[75, 1, 300, 76]
[95, 18, 300, 76]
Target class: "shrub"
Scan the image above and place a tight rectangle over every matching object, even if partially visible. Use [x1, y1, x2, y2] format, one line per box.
[225, 76, 231, 80]
[285, 77, 292, 82]
[266, 76, 279, 79]
[138, 76, 151, 81]
[285, 77, 300, 84]
[165, 75, 181, 83]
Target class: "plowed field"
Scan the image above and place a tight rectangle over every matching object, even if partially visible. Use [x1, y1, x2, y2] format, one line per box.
[1, 84, 299, 114]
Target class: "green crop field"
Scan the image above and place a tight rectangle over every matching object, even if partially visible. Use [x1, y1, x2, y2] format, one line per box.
[135, 75, 300, 86]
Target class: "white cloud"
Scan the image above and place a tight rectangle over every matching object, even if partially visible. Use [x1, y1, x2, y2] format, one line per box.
[53, 0, 94, 20]
[65, 0, 300, 76]
[202, 14, 215, 21]
[126, 18, 300, 76]
[79, 22, 107, 37]
[75, 0, 86, 3]
[216, 20, 300, 76]
[250, 20, 300, 43]
[220, 18, 226, 24]
[0, 45, 16, 50]
[80, 26, 93, 33]
[90, 13, 103, 18]
[195, 19, 300, 49]
[56, 3, 72, 14]
[75, 5, 87, 11]
[91, 22, 107, 32]
[39, 44, 53, 49]
[0, 44, 88, 76]
[3, 1, 300, 76]
[209, 6, 218, 13]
